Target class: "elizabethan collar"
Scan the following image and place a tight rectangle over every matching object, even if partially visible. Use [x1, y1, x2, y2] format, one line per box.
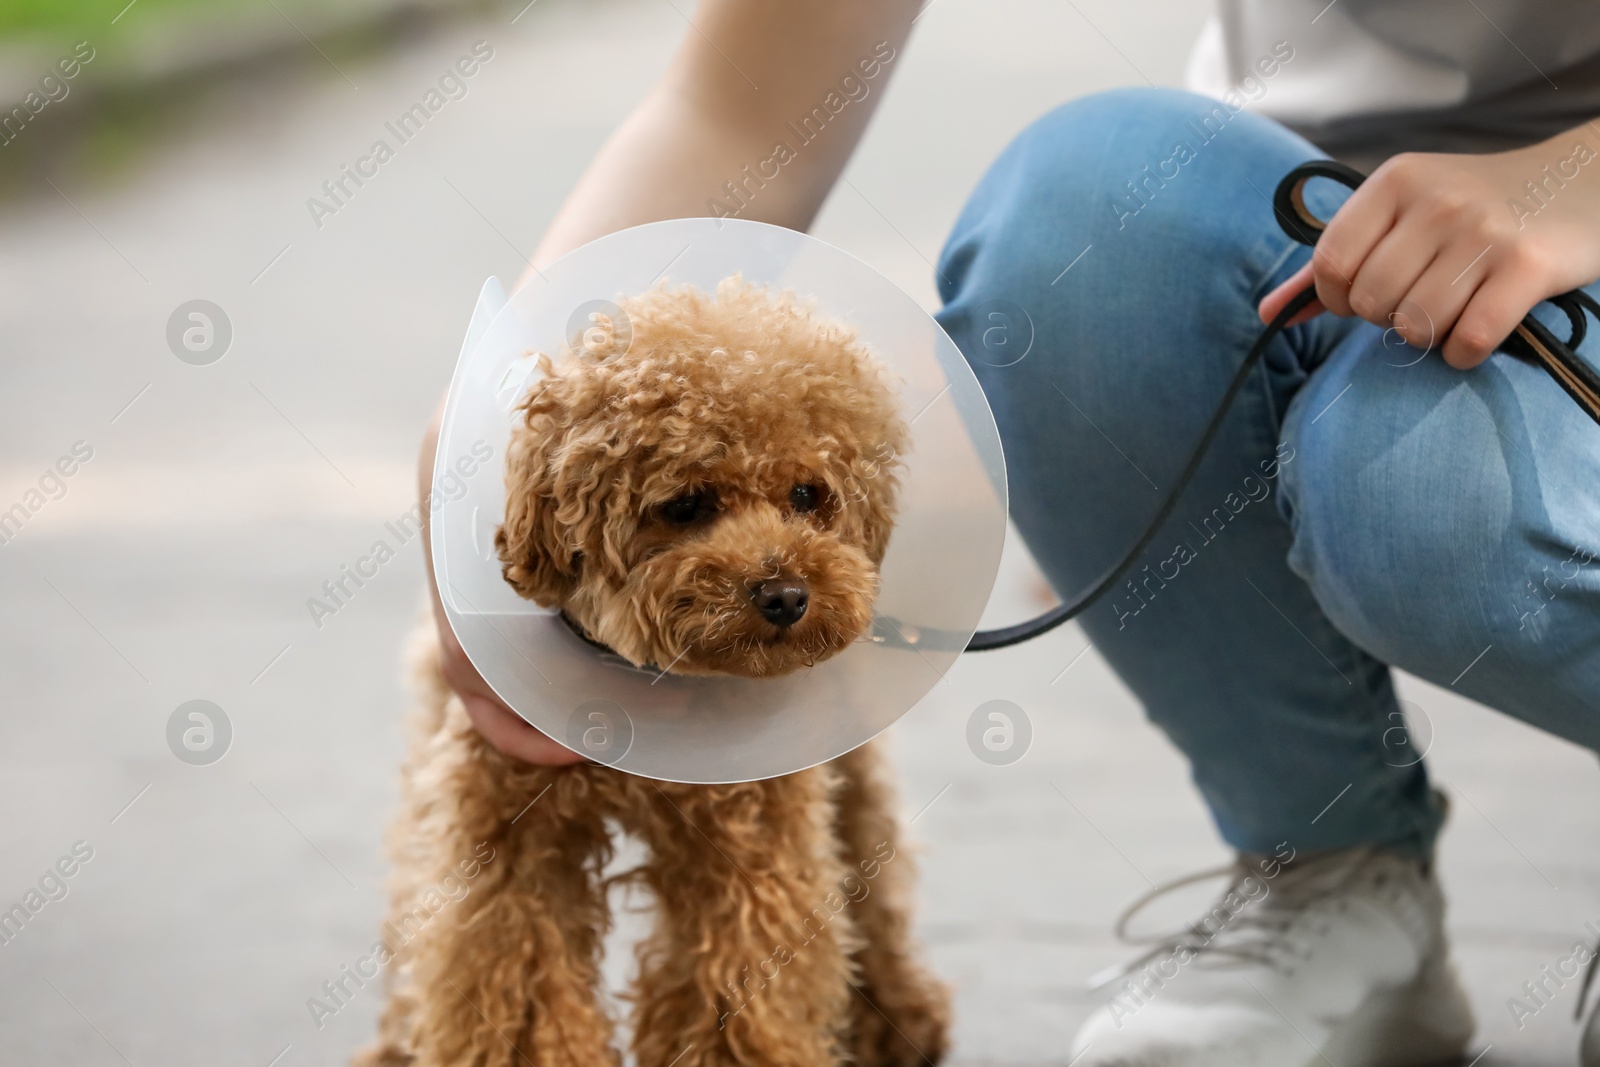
[432, 219, 1007, 783]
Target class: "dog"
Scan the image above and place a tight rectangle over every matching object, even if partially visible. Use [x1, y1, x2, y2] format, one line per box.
[356, 278, 951, 1067]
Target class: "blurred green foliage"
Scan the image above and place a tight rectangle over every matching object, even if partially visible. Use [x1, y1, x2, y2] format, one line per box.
[0, 0, 361, 40]
[0, 0, 484, 194]
[0, 0, 254, 38]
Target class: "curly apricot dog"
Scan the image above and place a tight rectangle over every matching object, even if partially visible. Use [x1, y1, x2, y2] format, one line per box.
[356, 278, 950, 1067]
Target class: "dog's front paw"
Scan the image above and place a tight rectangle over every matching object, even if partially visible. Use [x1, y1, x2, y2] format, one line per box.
[349, 1039, 415, 1067]
[850, 982, 950, 1067]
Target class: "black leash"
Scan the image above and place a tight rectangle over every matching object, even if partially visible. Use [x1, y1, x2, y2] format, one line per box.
[962, 159, 1600, 653]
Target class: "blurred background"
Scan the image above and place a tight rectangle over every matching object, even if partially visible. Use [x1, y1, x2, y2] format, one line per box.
[2, 0, 1599, 1064]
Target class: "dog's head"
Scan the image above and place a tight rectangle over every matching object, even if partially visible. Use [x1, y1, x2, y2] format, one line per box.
[494, 278, 907, 678]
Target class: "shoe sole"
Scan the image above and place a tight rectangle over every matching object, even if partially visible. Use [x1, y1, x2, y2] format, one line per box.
[1321, 952, 1476, 1067]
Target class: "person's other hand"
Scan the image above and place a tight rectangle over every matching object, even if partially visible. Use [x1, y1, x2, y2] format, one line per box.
[419, 403, 585, 767]
[1258, 127, 1600, 368]
[428, 591, 586, 766]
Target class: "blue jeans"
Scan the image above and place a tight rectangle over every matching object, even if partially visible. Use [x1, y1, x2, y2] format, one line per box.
[935, 88, 1600, 857]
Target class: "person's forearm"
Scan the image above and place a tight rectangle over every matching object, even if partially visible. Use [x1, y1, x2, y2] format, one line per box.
[521, 89, 829, 282]
[518, 0, 918, 287]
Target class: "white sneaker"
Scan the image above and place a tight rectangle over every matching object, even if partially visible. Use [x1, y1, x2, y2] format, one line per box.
[1070, 845, 1475, 1067]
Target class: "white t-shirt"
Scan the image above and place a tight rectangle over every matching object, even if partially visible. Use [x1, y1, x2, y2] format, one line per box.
[1185, 0, 1600, 168]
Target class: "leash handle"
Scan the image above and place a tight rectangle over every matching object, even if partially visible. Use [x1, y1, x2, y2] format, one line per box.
[1274, 161, 1600, 425]
[1270, 158, 1367, 244]
[1504, 293, 1600, 424]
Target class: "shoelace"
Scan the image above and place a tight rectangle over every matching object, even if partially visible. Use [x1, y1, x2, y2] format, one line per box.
[1577, 944, 1600, 1022]
[1088, 848, 1386, 990]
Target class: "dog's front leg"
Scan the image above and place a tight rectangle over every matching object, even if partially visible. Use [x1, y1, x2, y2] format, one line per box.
[627, 770, 857, 1067]
[404, 750, 622, 1067]
[831, 742, 949, 1067]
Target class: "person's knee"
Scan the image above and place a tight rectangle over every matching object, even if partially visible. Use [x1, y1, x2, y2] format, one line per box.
[936, 84, 1320, 344]
[939, 87, 1219, 299]
[934, 86, 1330, 502]
[1279, 350, 1600, 687]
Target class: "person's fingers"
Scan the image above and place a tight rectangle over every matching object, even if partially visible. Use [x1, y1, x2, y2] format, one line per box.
[461, 695, 586, 765]
[425, 577, 584, 766]
[431, 596, 585, 765]
[1442, 248, 1552, 368]
[1257, 260, 1325, 327]
[432, 600, 487, 700]
[1391, 238, 1495, 355]
[1309, 178, 1397, 317]
[1343, 220, 1440, 327]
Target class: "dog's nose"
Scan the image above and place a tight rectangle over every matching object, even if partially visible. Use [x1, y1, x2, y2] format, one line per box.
[751, 579, 809, 627]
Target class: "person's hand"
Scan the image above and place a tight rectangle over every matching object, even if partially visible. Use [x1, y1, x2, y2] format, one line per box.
[427, 590, 586, 765]
[1259, 125, 1600, 368]
[419, 404, 586, 767]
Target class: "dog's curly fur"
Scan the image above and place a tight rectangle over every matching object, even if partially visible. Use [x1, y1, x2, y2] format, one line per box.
[356, 279, 950, 1067]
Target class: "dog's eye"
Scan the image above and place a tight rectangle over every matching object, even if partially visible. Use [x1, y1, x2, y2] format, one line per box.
[660, 491, 710, 525]
[789, 484, 820, 513]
